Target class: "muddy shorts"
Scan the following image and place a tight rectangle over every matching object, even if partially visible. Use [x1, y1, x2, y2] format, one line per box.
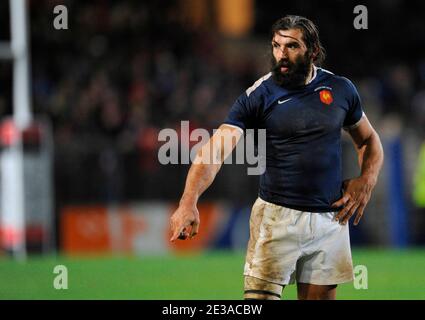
[244, 197, 354, 285]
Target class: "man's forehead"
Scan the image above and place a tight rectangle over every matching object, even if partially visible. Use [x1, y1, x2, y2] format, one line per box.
[273, 29, 305, 45]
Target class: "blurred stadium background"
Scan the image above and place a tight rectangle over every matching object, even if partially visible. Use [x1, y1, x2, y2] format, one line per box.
[0, 0, 424, 299]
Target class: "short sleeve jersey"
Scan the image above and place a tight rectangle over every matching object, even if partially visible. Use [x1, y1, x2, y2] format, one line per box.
[223, 67, 364, 212]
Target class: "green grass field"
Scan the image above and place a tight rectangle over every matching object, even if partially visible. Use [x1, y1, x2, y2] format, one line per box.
[0, 249, 424, 299]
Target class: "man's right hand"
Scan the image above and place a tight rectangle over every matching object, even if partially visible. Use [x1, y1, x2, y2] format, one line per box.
[170, 204, 200, 242]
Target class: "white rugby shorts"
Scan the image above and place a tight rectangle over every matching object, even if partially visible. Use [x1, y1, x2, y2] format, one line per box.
[244, 197, 354, 285]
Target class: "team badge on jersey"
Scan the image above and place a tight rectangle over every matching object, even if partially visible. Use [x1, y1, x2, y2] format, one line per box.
[319, 90, 333, 105]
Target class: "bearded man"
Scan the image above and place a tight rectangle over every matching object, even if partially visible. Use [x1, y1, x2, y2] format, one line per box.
[170, 15, 384, 300]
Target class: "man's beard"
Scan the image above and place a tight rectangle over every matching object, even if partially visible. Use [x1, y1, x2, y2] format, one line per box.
[271, 53, 312, 89]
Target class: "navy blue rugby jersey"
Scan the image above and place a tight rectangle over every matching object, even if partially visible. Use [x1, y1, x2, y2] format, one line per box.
[223, 66, 364, 212]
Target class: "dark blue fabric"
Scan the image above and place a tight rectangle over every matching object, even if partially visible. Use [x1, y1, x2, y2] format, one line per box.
[223, 68, 364, 212]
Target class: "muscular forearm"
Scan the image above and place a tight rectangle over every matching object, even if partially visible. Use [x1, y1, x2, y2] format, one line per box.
[170, 134, 226, 241]
[334, 130, 384, 225]
[180, 161, 222, 206]
[179, 125, 242, 206]
[357, 131, 384, 185]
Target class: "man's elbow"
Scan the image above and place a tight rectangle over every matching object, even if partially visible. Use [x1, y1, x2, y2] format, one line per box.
[355, 129, 383, 158]
[358, 129, 379, 148]
[368, 130, 384, 163]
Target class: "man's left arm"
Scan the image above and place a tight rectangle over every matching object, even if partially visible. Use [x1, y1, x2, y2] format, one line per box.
[332, 115, 384, 225]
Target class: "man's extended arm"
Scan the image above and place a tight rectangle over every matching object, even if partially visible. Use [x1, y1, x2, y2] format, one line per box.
[332, 116, 384, 225]
[169, 124, 242, 241]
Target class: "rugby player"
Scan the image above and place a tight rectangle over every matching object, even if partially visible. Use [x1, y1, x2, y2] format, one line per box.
[170, 15, 384, 300]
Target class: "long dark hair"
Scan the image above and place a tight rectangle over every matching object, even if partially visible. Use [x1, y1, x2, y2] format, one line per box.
[271, 15, 326, 66]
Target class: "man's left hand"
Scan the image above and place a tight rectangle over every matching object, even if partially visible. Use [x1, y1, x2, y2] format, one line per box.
[331, 176, 376, 226]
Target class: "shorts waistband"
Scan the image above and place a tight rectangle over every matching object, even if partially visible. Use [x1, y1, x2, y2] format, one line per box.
[257, 196, 339, 213]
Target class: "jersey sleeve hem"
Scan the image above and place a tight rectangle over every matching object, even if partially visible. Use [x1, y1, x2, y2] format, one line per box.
[222, 122, 245, 134]
[343, 111, 365, 131]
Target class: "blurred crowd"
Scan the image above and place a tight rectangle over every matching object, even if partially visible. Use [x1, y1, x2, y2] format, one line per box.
[27, 0, 262, 204]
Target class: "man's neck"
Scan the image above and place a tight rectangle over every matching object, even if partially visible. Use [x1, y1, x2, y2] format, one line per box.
[304, 64, 315, 85]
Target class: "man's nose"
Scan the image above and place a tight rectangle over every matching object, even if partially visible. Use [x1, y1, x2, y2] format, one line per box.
[276, 46, 288, 60]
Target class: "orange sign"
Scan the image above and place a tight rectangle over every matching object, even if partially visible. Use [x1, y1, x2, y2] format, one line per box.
[61, 203, 226, 255]
[61, 206, 111, 253]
